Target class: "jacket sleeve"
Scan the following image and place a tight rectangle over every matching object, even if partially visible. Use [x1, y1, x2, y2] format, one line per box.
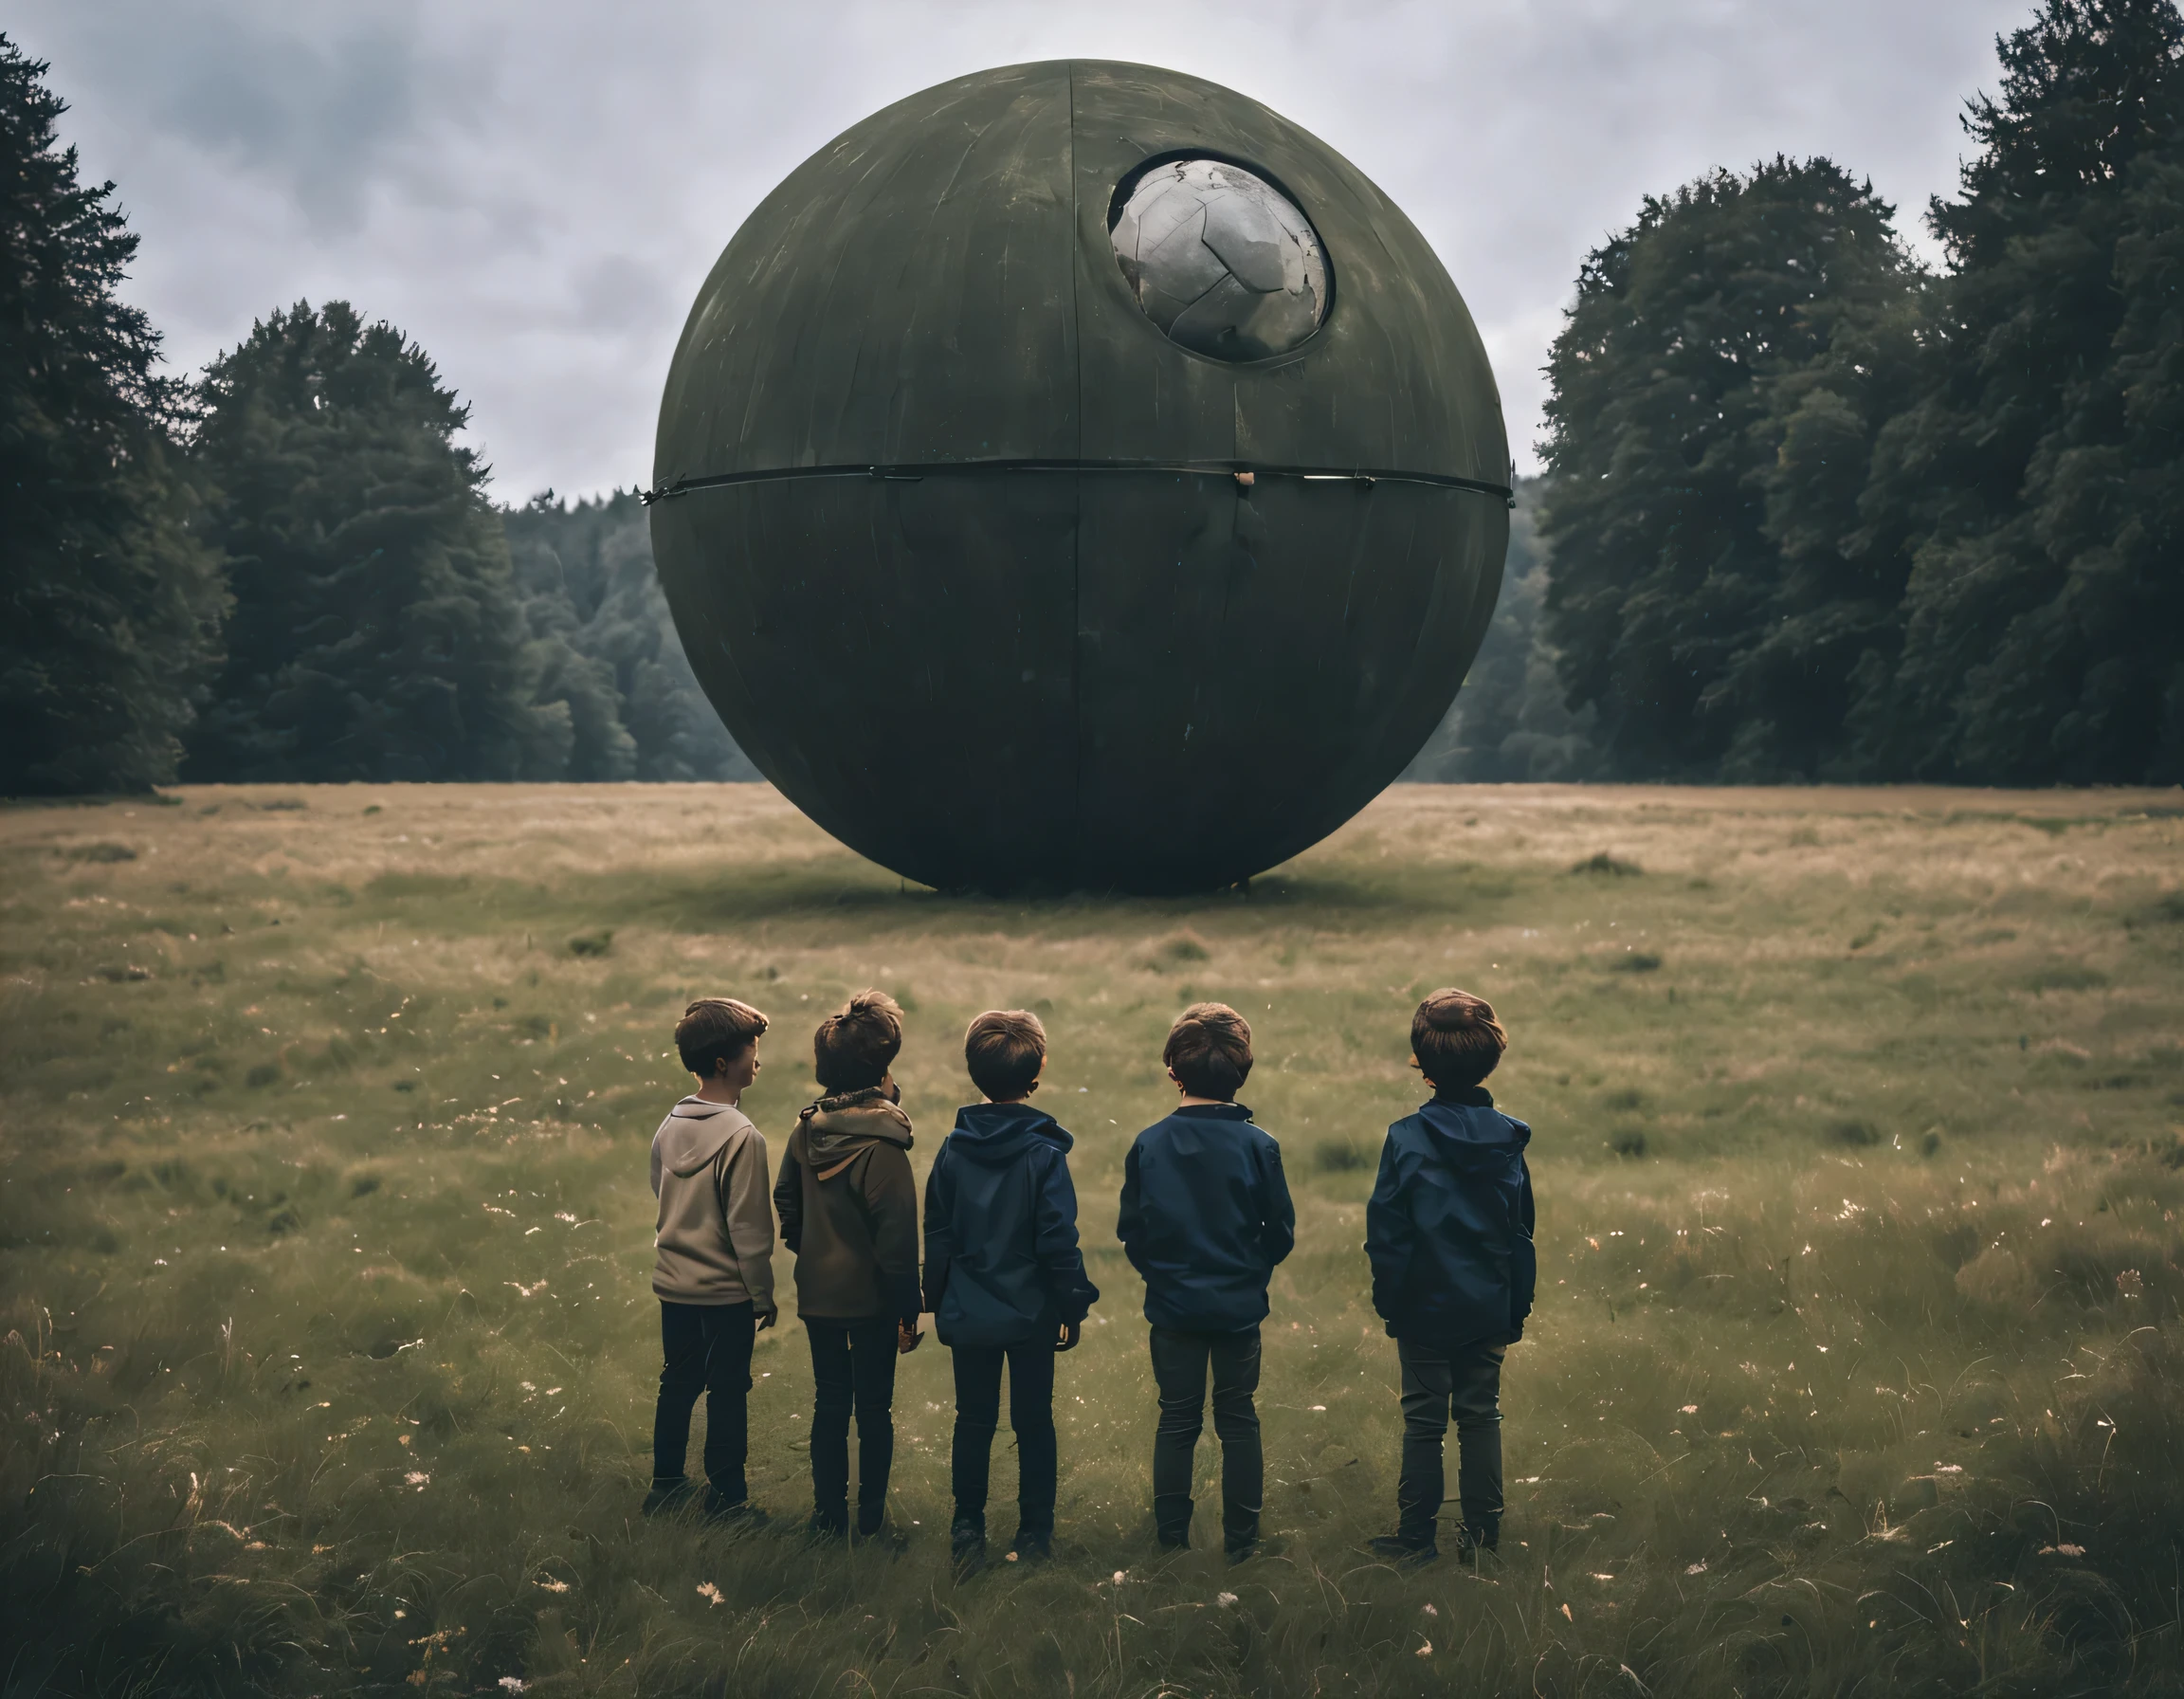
[720, 1130, 777, 1316]
[773, 1127, 804, 1256]
[920, 1145, 954, 1315]
[1117, 1138, 1149, 1276]
[1507, 1151, 1538, 1342]
[864, 1143, 922, 1324]
[1364, 1134, 1412, 1324]
[1036, 1149, 1100, 1324]
[1258, 1141, 1296, 1270]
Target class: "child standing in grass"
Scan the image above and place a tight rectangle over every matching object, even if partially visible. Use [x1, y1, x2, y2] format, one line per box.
[1118, 1003, 1294, 1560]
[1364, 989, 1536, 1564]
[646, 997, 776, 1524]
[923, 1010, 1099, 1568]
[773, 991, 921, 1540]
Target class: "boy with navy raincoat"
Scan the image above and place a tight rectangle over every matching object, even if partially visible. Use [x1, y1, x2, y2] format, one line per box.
[1365, 989, 1537, 1563]
[1118, 1002, 1294, 1559]
[922, 1010, 1098, 1567]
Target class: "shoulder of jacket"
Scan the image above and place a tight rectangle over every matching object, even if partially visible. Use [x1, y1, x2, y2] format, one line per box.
[1376, 1121, 1428, 1172]
[1028, 1142, 1071, 1185]
[720, 1118, 765, 1160]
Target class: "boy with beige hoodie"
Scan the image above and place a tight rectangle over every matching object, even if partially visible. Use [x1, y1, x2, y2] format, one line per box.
[646, 996, 776, 1523]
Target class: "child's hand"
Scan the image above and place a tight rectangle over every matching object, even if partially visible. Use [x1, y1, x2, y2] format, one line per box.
[1055, 1321, 1082, 1353]
[897, 1322, 923, 1354]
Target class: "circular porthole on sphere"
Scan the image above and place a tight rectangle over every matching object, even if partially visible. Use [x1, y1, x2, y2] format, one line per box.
[1109, 156, 1329, 360]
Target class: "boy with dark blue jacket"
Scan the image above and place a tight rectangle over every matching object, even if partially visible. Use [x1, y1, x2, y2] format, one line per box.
[1365, 989, 1536, 1563]
[1118, 1003, 1294, 1558]
[923, 1010, 1098, 1567]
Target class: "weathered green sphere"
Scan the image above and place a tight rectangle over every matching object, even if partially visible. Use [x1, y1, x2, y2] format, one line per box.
[651, 60, 1509, 892]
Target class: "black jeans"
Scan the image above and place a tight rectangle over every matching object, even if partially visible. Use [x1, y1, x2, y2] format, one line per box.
[653, 1300, 756, 1503]
[950, 1337, 1058, 1538]
[1148, 1324, 1262, 1549]
[805, 1317, 900, 1533]
[1396, 1336, 1507, 1543]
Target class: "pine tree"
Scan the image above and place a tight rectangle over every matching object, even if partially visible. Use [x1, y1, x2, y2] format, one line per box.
[0, 34, 225, 794]
[1538, 158, 1921, 779]
[1401, 480, 1599, 781]
[502, 490, 757, 782]
[1858, 0, 2184, 781]
[186, 301, 563, 782]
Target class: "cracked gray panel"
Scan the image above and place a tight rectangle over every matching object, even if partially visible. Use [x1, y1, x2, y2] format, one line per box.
[1111, 157, 1328, 360]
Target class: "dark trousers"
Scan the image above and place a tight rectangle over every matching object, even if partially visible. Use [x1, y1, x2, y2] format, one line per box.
[805, 1318, 900, 1533]
[1149, 1324, 1263, 1549]
[1396, 1336, 1507, 1542]
[652, 1299, 756, 1503]
[950, 1338, 1058, 1538]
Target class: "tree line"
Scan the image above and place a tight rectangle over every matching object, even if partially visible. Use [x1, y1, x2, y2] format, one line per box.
[7, 2, 2179, 796]
[1418, 0, 2183, 786]
[0, 35, 753, 795]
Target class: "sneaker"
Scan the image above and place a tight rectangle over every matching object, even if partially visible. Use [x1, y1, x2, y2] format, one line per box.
[1223, 1521, 1267, 1564]
[702, 1492, 769, 1528]
[950, 1516, 987, 1571]
[851, 1523, 910, 1554]
[1453, 1524, 1499, 1565]
[642, 1478, 697, 1517]
[807, 1508, 849, 1540]
[1008, 1531, 1053, 1563]
[1370, 1531, 1440, 1565]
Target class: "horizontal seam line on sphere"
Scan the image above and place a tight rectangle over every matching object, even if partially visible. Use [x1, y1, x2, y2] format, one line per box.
[640, 460, 1516, 504]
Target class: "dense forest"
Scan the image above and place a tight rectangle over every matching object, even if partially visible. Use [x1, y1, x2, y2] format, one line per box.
[1416, 0, 2184, 786]
[3, 0, 2179, 794]
[0, 37, 754, 793]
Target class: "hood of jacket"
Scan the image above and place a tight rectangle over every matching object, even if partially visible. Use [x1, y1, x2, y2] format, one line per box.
[1416, 1087, 1531, 1170]
[943, 1101, 1072, 1165]
[798, 1086, 915, 1168]
[656, 1096, 748, 1178]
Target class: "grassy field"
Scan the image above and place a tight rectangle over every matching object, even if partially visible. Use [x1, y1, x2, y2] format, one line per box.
[4, 780, 2182, 1698]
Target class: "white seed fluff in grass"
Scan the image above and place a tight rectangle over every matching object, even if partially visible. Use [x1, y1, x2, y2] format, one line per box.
[6, 780, 2180, 1699]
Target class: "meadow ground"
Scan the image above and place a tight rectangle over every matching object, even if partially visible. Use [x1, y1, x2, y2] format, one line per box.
[3, 781, 2182, 1699]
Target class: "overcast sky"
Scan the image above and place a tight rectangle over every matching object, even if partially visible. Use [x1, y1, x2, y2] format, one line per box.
[16, 0, 2033, 501]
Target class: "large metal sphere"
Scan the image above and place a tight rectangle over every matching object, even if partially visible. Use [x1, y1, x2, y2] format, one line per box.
[651, 60, 1509, 893]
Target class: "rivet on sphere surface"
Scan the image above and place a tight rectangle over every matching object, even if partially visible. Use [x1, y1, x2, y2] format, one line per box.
[650, 60, 1511, 893]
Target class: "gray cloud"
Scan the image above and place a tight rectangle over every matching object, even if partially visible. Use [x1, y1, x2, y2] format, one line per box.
[13, 0, 2032, 497]
[154, 26, 425, 228]
[573, 254, 669, 334]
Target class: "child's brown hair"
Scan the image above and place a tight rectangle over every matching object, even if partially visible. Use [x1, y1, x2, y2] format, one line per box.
[1163, 1001, 1253, 1100]
[1410, 988, 1507, 1088]
[813, 990, 904, 1093]
[964, 1009, 1046, 1101]
[675, 997, 769, 1078]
